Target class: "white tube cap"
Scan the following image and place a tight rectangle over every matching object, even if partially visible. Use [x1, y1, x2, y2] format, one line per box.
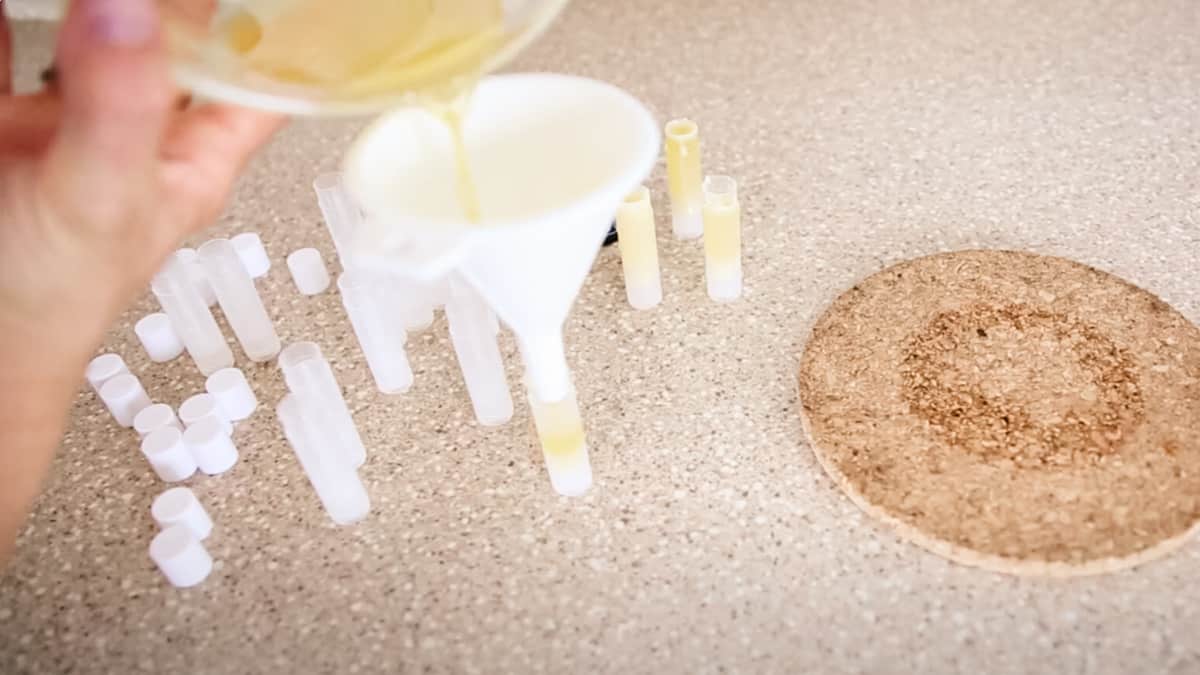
[149, 524, 213, 588]
[183, 418, 239, 475]
[151, 487, 213, 540]
[179, 393, 233, 435]
[99, 373, 152, 427]
[133, 403, 182, 438]
[141, 427, 198, 482]
[287, 248, 330, 295]
[232, 232, 271, 279]
[204, 368, 258, 422]
[134, 313, 185, 362]
[85, 353, 129, 396]
[175, 247, 217, 307]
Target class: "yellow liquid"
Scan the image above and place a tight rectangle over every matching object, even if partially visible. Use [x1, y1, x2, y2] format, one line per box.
[616, 186, 660, 284]
[219, 0, 506, 96]
[219, 0, 489, 223]
[530, 391, 588, 462]
[703, 202, 741, 267]
[664, 119, 703, 231]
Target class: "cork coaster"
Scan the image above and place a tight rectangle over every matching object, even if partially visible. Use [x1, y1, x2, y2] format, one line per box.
[798, 250, 1200, 576]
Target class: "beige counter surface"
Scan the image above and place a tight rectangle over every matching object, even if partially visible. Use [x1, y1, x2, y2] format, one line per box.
[3, 1, 1200, 672]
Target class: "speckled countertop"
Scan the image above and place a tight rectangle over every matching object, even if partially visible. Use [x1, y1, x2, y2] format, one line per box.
[3, 1, 1200, 673]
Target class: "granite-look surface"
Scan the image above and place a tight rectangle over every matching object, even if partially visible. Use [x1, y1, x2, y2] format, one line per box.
[2, 1, 1199, 673]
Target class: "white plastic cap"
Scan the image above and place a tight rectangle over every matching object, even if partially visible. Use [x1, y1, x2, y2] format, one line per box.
[99, 373, 152, 427]
[232, 232, 271, 279]
[179, 393, 233, 435]
[85, 353, 129, 396]
[134, 313, 185, 363]
[176, 247, 218, 307]
[183, 417, 239, 475]
[204, 368, 258, 422]
[149, 524, 213, 588]
[133, 403, 182, 439]
[151, 487, 213, 540]
[140, 426, 197, 482]
[287, 248, 330, 295]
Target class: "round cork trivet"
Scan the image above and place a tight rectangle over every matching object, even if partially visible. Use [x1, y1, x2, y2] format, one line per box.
[798, 250, 1200, 576]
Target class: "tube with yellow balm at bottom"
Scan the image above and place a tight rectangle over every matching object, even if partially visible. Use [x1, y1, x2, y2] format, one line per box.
[615, 185, 662, 310]
[702, 175, 743, 302]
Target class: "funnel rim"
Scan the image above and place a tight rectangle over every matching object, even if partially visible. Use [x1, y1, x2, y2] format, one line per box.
[343, 72, 662, 233]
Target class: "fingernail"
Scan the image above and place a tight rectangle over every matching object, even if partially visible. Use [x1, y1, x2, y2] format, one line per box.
[80, 0, 158, 46]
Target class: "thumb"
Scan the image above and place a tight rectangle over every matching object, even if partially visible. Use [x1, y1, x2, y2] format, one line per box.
[41, 0, 174, 212]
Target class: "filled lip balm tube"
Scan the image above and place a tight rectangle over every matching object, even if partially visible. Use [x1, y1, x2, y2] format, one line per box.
[445, 276, 513, 426]
[665, 118, 704, 240]
[277, 394, 370, 525]
[702, 175, 743, 302]
[338, 270, 414, 395]
[152, 255, 234, 376]
[278, 342, 367, 468]
[198, 238, 281, 362]
[527, 379, 593, 497]
[615, 185, 662, 310]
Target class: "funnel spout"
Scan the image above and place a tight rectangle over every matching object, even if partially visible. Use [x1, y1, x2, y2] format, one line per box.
[519, 330, 571, 404]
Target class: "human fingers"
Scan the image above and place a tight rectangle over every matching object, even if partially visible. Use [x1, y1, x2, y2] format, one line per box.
[38, 0, 174, 224]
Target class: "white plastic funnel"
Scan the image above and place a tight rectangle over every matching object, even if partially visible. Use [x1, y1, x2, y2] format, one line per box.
[343, 73, 660, 402]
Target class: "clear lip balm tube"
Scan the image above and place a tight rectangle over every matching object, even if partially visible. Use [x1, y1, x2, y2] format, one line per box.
[278, 342, 367, 468]
[277, 394, 370, 525]
[615, 185, 662, 310]
[338, 270, 414, 395]
[702, 175, 743, 302]
[151, 255, 234, 376]
[198, 239, 281, 361]
[527, 379, 592, 497]
[665, 118, 704, 240]
[445, 277, 513, 426]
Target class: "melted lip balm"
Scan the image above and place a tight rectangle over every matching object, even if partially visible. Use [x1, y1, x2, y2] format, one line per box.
[702, 175, 743, 302]
[527, 382, 592, 497]
[665, 118, 703, 239]
[615, 185, 662, 310]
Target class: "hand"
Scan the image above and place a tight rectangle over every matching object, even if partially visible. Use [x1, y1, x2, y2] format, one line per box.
[0, 0, 283, 347]
[0, 0, 284, 562]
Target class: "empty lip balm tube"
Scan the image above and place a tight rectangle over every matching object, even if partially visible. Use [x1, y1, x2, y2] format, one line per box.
[85, 353, 129, 397]
[615, 185, 663, 310]
[135, 313, 185, 363]
[278, 342, 367, 468]
[199, 239, 282, 362]
[140, 426, 198, 482]
[702, 175, 743, 302]
[149, 524, 212, 588]
[313, 173, 362, 269]
[277, 394, 371, 525]
[665, 118, 704, 240]
[287, 248, 331, 296]
[151, 487, 213, 540]
[152, 254, 234, 376]
[205, 368, 258, 422]
[232, 232, 271, 279]
[338, 270, 414, 395]
[133, 403, 182, 438]
[445, 277, 513, 426]
[99, 373, 152, 428]
[183, 417, 239, 475]
[179, 393, 233, 435]
[527, 380, 593, 497]
[174, 247, 217, 307]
